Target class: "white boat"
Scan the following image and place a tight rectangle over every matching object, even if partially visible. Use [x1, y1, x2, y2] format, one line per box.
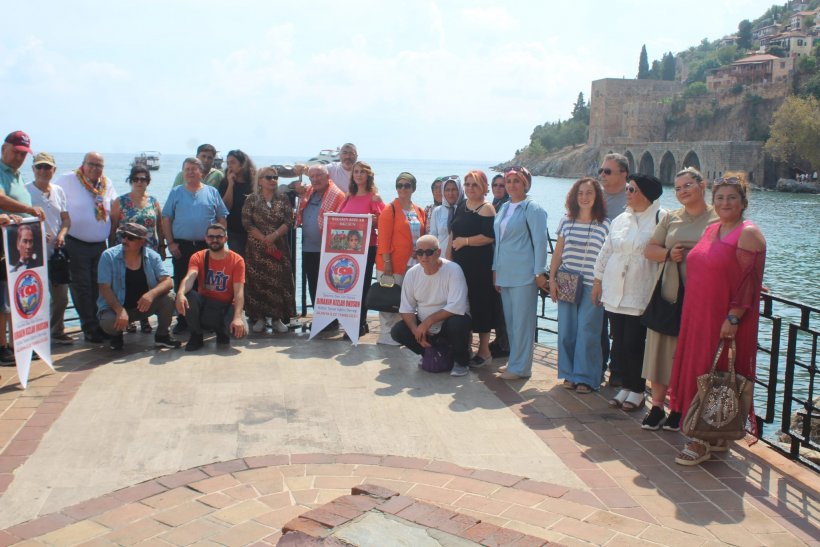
[306, 148, 340, 165]
[131, 151, 161, 171]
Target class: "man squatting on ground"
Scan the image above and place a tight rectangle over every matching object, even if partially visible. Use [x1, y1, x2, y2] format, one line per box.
[390, 234, 473, 377]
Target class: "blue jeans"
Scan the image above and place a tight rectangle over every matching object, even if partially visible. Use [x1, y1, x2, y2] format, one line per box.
[557, 283, 604, 389]
[500, 284, 538, 377]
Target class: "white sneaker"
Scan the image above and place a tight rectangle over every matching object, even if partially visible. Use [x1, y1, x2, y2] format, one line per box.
[252, 319, 266, 333]
[450, 365, 470, 377]
[272, 319, 288, 333]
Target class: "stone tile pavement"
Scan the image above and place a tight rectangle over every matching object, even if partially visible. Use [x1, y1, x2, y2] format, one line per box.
[0, 325, 817, 545]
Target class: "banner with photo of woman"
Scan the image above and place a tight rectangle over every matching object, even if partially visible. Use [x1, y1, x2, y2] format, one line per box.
[3, 219, 53, 388]
[309, 213, 371, 344]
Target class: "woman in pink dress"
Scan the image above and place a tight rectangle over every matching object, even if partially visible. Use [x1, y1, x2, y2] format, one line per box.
[339, 161, 385, 336]
[668, 172, 766, 466]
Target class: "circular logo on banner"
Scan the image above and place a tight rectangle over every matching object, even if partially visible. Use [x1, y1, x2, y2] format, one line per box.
[14, 271, 44, 319]
[325, 254, 359, 294]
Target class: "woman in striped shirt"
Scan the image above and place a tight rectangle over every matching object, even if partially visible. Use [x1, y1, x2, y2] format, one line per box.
[549, 178, 611, 393]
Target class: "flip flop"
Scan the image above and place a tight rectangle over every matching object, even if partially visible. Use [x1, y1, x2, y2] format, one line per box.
[563, 380, 577, 390]
[575, 383, 593, 394]
[675, 440, 711, 466]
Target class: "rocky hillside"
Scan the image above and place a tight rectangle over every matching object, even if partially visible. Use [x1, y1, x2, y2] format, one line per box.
[494, 144, 600, 178]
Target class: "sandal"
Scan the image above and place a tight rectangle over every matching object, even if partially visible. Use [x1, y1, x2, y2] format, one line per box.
[563, 380, 577, 390]
[575, 383, 593, 394]
[609, 389, 629, 408]
[621, 391, 645, 411]
[675, 440, 711, 466]
[140, 319, 153, 334]
[709, 439, 730, 453]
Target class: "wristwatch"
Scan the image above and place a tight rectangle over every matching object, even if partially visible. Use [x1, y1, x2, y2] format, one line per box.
[727, 314, 740, 326]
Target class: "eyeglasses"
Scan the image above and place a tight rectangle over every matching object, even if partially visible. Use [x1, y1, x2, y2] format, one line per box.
[131, 176, 149, 183]
[674, 181, 697, 193]
[414, 248, 437, 257]
[598, 168, 612, 176]
[206, 234, 226, 240]
[34, 164, 53, 170]
[85, 162, 104, 169]
[263, 175, 279, 181]
[396, 182, 413, 190]
[123, 234, 142, 241]
[626, 186, 638, 194]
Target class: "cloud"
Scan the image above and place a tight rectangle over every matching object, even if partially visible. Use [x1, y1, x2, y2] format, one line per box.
[461, 6, 517, 31]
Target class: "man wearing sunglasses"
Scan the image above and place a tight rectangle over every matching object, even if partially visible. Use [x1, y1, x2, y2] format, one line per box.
[176, 224, 247, 351]
[391, 235, 472, 377]
[97, 223, 180, 351]
[597, 153, 630, 387]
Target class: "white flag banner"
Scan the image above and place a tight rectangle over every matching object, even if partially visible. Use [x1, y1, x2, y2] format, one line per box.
[309, 213, 372, 344]
[3, 219, 53, 388]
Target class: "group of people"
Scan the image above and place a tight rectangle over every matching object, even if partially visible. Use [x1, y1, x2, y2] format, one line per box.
[550, 153, 766, 466]
[1, 133, 766, 466]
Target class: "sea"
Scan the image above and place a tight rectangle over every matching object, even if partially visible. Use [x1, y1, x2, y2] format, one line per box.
[27, 152, 820, 439]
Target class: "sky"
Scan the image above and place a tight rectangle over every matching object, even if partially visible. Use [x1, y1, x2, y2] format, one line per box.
[0, 0, 778, 162]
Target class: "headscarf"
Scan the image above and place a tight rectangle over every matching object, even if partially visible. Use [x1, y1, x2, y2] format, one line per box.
[440, 175, 464, 230]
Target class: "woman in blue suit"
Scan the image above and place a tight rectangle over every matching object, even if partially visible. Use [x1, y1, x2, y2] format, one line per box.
[492, 167, 549, 380]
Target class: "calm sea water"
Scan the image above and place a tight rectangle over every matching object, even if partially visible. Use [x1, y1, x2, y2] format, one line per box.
[33, 152, 820, 437]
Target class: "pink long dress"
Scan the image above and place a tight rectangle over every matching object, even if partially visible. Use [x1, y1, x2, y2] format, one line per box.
[668, 221, 766, 434]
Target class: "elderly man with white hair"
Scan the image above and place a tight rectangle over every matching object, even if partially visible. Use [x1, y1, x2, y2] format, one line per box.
[391, 234, 472, 377]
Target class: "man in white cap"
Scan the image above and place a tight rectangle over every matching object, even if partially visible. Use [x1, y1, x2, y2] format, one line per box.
[27, 152, 73, 344]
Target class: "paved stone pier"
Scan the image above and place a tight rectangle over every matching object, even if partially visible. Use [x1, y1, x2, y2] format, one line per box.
[0, 323, 817, 545]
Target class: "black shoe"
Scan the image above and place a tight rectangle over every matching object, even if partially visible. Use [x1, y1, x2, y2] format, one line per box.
[110, 333, 124, 350]
[84, 330, 104, 344]
[216, 331, 230, 346]
[185, 333, 204, 352]
[154, 335, 182, 349]
[641, 406, 667, 430]
[172, 320, 188, 335]
[0, 346, 15, 366]
[663, 411, 681, 431]
[489, 341, 510, 358]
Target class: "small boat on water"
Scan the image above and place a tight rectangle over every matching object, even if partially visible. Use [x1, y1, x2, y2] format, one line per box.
[131, 151, 161, 170]
[307, 148, 340, 165]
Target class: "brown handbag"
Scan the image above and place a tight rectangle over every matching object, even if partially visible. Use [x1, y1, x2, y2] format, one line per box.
[682, 339, 753, 441]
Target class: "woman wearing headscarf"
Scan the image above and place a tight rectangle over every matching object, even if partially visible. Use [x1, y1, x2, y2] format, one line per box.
[427, 175, 463, 253]
[492, 167, 548, 380]
[592, 173, 664, 412]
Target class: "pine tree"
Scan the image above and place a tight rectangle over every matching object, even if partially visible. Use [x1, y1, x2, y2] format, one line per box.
[638, 45, 650, 79]
[661, 52, 676, 80]
[738, 20, 753, 50]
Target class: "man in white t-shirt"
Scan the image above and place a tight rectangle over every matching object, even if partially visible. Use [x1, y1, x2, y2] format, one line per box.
[293, 143, 357, 194]
[391, 234, 472, 377]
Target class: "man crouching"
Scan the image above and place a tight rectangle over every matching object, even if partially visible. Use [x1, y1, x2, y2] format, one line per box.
[97, 223, 181, 350]
[391, 235, 472, 376]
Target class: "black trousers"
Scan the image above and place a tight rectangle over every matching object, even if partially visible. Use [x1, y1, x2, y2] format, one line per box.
[302, 251, 320, 306]
[608, 312, 647, 393]
[601, 311, 613, 374]
[391, 314, 472, 367]
[172, 240, 207, 292]
[66, 236, 107, 333]
[359, 246, 377, 329]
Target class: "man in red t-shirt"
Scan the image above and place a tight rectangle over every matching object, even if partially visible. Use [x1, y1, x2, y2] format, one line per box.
[176, 224, 247, 351]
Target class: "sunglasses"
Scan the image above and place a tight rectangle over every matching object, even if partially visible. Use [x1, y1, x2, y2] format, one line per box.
[34, 164, 54, 170]
[626, 186, 638, 194]
[492, 183, 505, 188]
[674, 181, 697, 193]
[414, 248, 437, 257]
[714, 176, 742, 186]
[123, 234, 143, 241]
[131, 176, 149, 183]
[598, 168, 613, 176]
[263, 175, 279, 181]
[396, 182, 413, 190]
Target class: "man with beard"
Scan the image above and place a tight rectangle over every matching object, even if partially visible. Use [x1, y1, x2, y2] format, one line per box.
[175, 223, 247, 351]
[55, 152, 117, 343]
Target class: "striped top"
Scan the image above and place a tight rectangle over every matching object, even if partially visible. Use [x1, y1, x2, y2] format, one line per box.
[557, 215, 610, 286]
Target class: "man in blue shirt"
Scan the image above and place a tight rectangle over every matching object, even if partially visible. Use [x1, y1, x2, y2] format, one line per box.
[97, 223, 181, 351]
[162, 157, 228, 333]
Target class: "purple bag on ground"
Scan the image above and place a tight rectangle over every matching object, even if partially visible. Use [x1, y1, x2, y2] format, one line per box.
[421, 345, 454, 373]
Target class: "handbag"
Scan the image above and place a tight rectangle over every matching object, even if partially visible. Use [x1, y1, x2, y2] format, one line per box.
[365, 274, 402, 313]
[420, 345, 454, 373]
[640, 261, 683, 336]
[555, 269, 583, 303]
[682, 339, 754, 441]
[49, 247, 71, 285]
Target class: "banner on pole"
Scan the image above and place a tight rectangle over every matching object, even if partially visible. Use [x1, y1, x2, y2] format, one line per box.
[309, 213, 372, 344]
[3, 219, 53, 388]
